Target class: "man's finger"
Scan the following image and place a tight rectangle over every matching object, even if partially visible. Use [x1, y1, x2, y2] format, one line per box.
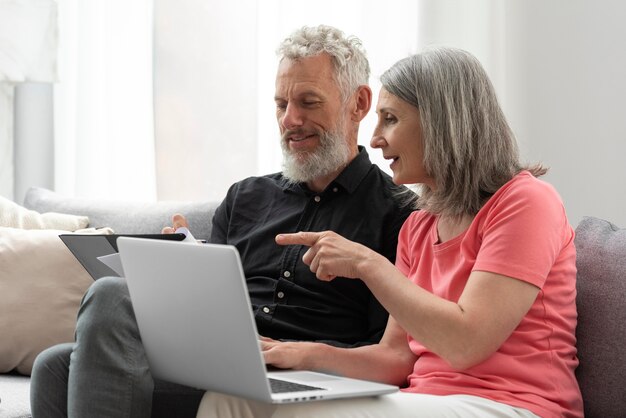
[172, 213, 189, 229]
[275, 231, 322, 247]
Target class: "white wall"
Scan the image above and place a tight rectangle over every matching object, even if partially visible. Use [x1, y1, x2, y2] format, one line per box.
[415, 0, 626, 227]
[502, 0, 626, 227]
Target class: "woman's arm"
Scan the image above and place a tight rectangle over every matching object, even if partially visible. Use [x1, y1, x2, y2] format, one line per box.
[262, 316, 417, 386]
[276, 231, 539, 370]
[362, 262, 539, 370]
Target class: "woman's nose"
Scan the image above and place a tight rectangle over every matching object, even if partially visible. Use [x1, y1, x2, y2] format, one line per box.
[370, 133, 386, 149]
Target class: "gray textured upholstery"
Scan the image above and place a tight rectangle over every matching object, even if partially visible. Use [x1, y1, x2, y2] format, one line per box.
[22, 187, 218, 241]
[574, 216, 626, 418]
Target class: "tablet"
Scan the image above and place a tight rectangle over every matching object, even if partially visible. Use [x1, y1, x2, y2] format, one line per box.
[59, 233, 186, 280]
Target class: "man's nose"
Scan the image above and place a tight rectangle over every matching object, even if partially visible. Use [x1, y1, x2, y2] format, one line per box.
[281, 103, 304, 130]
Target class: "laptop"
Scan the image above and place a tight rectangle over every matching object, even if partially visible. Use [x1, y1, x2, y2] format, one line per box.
[117, 237, 398, 404]
[60, 233, 186, 280]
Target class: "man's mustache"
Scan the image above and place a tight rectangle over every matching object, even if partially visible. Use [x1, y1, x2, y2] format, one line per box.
[281, 128, 323, 142]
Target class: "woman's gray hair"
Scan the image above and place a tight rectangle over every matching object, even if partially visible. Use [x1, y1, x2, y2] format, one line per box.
[381, 47, 546, 217]
[277, 25, 370, 100]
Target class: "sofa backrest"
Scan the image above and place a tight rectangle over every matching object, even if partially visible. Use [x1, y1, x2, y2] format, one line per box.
[23, 187, 219, 241]
[574, 216, 626, 418]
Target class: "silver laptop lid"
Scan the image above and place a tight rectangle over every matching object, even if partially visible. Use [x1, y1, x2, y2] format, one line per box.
[118, 237, 398, 404]
[118, 237, 274, 402]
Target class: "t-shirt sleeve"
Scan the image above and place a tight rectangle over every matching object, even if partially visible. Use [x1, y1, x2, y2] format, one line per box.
[395, 211, 421, 277]
[473, 177, 572, 288]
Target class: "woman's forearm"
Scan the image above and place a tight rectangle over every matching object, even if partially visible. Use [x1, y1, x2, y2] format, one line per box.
[357, 255, 539, 370]
[305, 341, 414, 386]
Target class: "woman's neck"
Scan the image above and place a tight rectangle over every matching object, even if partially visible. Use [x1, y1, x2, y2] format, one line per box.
[436, 214, 474, 243]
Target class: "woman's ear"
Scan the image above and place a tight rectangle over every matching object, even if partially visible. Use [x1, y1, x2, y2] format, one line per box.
[351, 85, 372, 123]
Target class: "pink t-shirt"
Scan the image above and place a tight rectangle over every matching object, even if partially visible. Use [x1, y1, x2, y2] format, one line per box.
[396, 172, 583, 418]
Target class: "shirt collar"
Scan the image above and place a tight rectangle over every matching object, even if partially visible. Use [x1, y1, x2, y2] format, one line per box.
[280, 146, 373, 195]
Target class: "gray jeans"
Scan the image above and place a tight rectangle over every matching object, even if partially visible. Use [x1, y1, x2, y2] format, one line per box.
[30, 276, 203, 418]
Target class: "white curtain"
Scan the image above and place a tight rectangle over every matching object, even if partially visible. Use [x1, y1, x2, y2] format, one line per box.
[152, 0, 259, 201]
[53, 0, 155, 201]
[0, 0, 57, 201]
[51, 0, 505, 203]
[152, 0, 508, 202]
[52, 0, 503, 203]
[152, 0, 425, 201]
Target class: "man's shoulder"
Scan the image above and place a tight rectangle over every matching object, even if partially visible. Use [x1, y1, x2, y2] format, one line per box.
[364, 164, 415, 204]
[230, 172, 288, 189]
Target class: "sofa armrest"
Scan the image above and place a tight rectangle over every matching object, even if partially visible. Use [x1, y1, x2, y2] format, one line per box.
[23, 187, 219, 241]
[574, 216, 626, 418]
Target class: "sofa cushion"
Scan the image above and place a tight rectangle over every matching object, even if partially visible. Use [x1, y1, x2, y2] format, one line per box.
[574, 216, 626, 417]
[23, 187, 217, 240]
[1, 195, 88, 231]
[0, 373, 31, 417]
[0, 227, 112, 375]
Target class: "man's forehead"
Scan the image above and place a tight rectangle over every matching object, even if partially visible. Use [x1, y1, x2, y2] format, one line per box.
[275, 55, 340, 97]
[277, 55, 335, 81]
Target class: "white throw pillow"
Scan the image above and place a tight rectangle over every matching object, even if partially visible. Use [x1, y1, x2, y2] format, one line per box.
[0, 195, 89, 230]
[0, 227, 113, 375]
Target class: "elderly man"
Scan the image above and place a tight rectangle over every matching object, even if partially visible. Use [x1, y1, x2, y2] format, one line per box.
[30, 25, 412, 418]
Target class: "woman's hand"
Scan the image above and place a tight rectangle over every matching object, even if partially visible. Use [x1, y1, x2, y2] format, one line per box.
[260, 337, 324, 370]
[275, 231, 383, 281]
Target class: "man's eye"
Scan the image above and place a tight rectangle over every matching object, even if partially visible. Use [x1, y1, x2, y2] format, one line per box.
[276, 103, 287, 110]
[302, 101, 320, 107]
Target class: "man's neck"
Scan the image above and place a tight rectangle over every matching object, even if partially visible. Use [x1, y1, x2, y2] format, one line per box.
[306, 171, 343, 193]
[305, 149, 359, 193]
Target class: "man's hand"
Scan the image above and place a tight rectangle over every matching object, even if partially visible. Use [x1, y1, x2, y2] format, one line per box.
[275, 231, 379, 281]
[161, 213, 190, 234]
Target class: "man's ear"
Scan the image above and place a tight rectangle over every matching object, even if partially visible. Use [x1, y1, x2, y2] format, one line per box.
[350, 85, 372, 123]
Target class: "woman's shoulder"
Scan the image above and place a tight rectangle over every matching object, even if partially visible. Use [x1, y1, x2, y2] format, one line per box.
[399, 210, 437, 242]
[481, 171, 567, 225]
[494, 171, 562, 205]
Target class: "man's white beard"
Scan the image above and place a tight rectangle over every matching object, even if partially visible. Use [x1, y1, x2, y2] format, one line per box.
[281, 125, 351, 185]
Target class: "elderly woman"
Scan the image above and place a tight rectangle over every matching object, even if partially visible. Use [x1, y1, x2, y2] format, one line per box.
[197, 47, 584, 418]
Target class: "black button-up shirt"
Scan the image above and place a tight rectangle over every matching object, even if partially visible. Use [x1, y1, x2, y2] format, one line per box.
[210, 147, 414, 347]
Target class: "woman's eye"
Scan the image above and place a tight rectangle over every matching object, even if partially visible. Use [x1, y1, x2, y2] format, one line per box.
[384, 115, 397, 124]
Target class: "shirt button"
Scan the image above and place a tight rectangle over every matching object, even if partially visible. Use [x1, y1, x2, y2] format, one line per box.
[262, 306, 270, 314]
[277, 291, 285, 299]
[333, 187, 338, 193]
[283, 271, 291, 278]
[314, 196, 321, 202]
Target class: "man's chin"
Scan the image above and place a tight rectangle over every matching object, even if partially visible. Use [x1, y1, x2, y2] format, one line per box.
[285, 142, 317, 156]
[283, 149, 316, 166]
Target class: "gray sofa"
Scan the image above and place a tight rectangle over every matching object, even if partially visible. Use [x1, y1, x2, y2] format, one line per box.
[1, 187, 625, 417]
[1, 187, 220, 418]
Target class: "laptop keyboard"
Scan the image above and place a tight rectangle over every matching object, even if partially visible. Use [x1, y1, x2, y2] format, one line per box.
[269, 377, 326, 393]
